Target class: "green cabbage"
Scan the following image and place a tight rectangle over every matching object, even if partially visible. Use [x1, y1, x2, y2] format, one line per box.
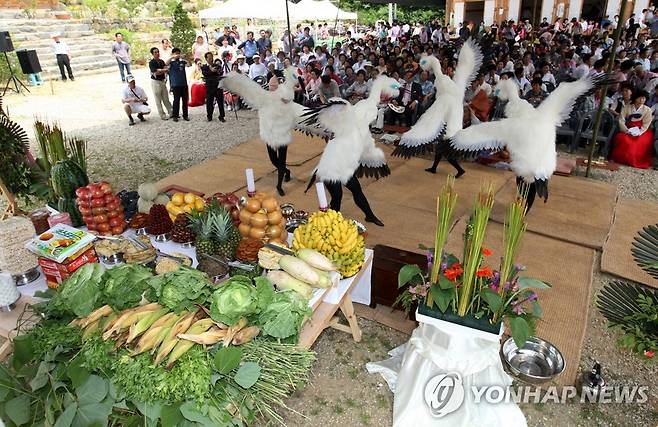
[56, 263, 106, 318]
[209, 276, 260, 326]
[101, 264, 153, 311]
[258, 289, 311, 342]
[146, 267, 212, 313]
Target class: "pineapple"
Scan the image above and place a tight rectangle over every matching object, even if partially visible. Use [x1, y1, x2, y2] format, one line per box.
[211, 208, 240, 259]
[188, 211, 214, 255]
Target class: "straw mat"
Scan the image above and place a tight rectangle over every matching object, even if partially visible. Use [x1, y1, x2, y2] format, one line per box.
[601, 198, 658, 289]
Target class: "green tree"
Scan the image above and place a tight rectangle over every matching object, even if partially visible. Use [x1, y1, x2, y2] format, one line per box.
[170, 2, 196, 56]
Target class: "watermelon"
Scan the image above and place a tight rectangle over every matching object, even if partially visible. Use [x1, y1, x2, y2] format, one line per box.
[57, 197, 84, 227]
[51, 159, 88, 198]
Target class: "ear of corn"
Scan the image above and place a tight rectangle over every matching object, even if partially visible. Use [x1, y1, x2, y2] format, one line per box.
[80, 305, 114, 328]
[177, 327, 227, 345]
[162, 318, 214, 368]
[166, 310, 196, 341]
[82, 319, 100, 341]
[127, 308, 170, 343]
[231, 326, 260, 345]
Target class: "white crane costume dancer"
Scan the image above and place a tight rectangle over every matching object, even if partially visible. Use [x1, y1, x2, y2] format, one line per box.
[450, 75, 606, 210]
[393, 39, 483, 177]
[221, 67, 302, 196]
[301, 76, 401, 227]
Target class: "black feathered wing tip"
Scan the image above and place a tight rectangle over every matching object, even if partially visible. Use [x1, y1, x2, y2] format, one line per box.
[356, 163, 391, 180]
[304, 170, 318, 193]
[294, 125, 333, 142]
[300, 99, 349, 127]
[391, 140, 436, 158]
[441, 138, 489, 161]
[632, 224, 658, 279]
[534, 178, 549, 203]
[596, 280, 658, 325]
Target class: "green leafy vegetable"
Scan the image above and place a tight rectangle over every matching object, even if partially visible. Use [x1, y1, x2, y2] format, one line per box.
[146, 267, 212, 313]
[102, 264, 153, 311]
[258, 289, 311, 341]
[209, 276, 260, 326]
[55, 263, 106, 317]
[233, 362, 261, 388]
[25, 322, 82, 360]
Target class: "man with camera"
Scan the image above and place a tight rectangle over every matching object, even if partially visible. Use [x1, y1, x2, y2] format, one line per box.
[121, 76, 150, 126]
[166, 47, 189, 122]
[202, 52, 226, 122]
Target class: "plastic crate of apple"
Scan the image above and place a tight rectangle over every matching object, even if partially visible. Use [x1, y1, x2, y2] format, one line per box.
[292, 209, 365, 277]
[238, 192, 287, 245]
[75, 182, 126, 235]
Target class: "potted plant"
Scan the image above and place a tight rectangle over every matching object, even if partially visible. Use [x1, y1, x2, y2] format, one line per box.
[394, 177, 550, 347]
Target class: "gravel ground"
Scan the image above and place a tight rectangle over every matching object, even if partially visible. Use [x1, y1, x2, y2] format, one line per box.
[4, 68, 658, 426]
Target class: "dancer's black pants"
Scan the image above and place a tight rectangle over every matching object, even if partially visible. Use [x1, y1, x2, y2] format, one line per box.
[266, 145, 288, 188]
[325, 175, 376, 219]
[516, 177, 537, 212]
[430, 149, 465, 174]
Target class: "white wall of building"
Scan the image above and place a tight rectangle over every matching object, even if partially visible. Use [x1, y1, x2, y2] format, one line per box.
[454, 2, 465, 27]
[484, 0, 495, 25]
[508, 0, 520, 21]
[541, 0, 555, 21]
[606, 0, 620, 18]
[634, 0, 650, 17]
[567, 0, 582, 20]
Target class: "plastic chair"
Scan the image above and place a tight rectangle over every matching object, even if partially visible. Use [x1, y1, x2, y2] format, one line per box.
[574, 110, 618, 155]
[556, 111, 585, 150]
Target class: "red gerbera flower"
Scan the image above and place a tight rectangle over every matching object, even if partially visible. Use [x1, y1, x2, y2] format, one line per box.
[644, 350, 655, 358]
[476, 266, 494, 278]
[444, 265, 464, 281]
[482, 248, 493, 257]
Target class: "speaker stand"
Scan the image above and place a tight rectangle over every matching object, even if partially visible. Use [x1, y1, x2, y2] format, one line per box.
[2, 52, 30, 96]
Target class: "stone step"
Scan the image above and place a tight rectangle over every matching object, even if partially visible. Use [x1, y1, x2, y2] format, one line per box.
[3, 23, 92, 33]
[37, 54, 118, 69]
[16, 35, 110, 48]
[11, 29, 95, 42]
[18, 43, 105, 58]
[38, 59, 119, 75]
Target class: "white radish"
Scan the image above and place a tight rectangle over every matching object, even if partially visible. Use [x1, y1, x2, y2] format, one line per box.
[296, 248, 337, 271]
[278, 255, 323, 286]
[267, 270, 314, 298]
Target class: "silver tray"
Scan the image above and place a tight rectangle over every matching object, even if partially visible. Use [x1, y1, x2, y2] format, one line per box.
[13, 267, 41, 287]
[501, 336, 565, 384]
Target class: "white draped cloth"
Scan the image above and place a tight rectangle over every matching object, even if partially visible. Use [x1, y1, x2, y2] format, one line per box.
[367, 315, 527, 427]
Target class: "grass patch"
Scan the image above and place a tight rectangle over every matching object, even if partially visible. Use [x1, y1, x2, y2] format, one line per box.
[347, 367, 360, 380]
[376, 393, 388, 409]
[344, 397, 357, 408]
[359, 411, 372, 425]
[313, 396, 328, 407]
[332, 404, 344, 415]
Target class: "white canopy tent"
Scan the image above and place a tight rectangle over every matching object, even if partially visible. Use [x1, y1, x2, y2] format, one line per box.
[199, 0, 300, 20]
[290, 0, 357, 20]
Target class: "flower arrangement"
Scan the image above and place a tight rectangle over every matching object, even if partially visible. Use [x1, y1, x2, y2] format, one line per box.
[395, 177, 551, 347]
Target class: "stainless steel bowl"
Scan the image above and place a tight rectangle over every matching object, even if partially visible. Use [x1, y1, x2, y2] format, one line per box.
[154, 233, 171, 243]
[501, 336, 565, 384]
[135, 227, 148, 236]
[181, 241, 195, 249]
[99, 253, 124, 265]
[13, 267, 41, 286]
[285, 218, 306, 232]
[280, 203, 295, 217]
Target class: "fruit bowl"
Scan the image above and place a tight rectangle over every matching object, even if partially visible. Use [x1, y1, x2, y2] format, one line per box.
[501, 336, 565, 384]
[135, 227, 147, 236]
[13, 267, 41, 286]
[153, 233, 171, 243]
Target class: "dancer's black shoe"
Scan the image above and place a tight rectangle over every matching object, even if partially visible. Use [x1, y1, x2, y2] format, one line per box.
[365, 216, 384, 227]
[284, 169, 291, 182]
[425, 167, 437, 174]
[455, 169, 465, 179]
[277, 186, 285, 197]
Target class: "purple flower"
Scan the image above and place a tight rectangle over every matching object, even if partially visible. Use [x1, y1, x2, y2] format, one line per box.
[440, 262, 448, 272]
[409, 286, 416, 295]
[528, 292, 538, 302]
[490, 283, 499, 292]
[514, 264, 526, 273]
[512, 304, 525, 315]
[504, 281, 511, 291]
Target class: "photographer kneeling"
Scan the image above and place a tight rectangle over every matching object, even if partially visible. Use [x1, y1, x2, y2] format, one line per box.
[122, 75, 150, 126]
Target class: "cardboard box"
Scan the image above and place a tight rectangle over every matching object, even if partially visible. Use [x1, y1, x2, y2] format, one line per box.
[38, 244, 97, 288]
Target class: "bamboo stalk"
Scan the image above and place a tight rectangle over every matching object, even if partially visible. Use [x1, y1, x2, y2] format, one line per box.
[585, 0, 628, 177]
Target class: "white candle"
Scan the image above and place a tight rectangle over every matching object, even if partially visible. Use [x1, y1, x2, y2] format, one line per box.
[245, 168, 255, 193]
[315, 182, 328, 209]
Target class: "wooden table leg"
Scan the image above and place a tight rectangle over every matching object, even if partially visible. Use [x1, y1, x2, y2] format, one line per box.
[339, 294, 362, 342]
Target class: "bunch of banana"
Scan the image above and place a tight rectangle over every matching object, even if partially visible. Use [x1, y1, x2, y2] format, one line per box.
[291, 209, 365, 277]
[73, 303, 262, 368]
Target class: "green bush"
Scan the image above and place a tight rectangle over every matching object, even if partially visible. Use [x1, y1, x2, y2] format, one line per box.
[0, 52, 24, 83]
[130, 38, 154, 64]
[82, 0, 109, 16]
[170, 2, 196, 56]
[110, 28, 135, 44]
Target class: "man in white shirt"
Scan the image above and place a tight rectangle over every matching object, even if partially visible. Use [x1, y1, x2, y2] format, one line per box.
[122, 76, 150, 126]
[235, 54, 250, 73]
[574, 53, 592, 79]
[52, 33, 74, 81]
[248, 54, 267, 79]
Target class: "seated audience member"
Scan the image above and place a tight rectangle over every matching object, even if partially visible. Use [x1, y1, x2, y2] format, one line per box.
[188, 58, 206, 107]
[610, 90, 655, 169]
[346, 69, 370, 103]
[385, 70, 422, 126]
[523, 78, 548, 107]
[318, 75, 340, 103]
[248, 54, 268, 79]
[418, 69, 435, 111]
[343, 66, 356, 86]
[122, 75, 150, 126]
[235, 54, 249, 73]
[324, 65, 343, 85]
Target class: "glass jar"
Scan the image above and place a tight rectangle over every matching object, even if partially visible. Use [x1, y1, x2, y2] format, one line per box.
[28, 209, 51, 235]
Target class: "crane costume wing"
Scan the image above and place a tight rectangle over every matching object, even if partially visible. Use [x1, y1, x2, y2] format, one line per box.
[393, 40, 483, 158]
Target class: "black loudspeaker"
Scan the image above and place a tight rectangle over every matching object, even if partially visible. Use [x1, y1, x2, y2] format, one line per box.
[0, 32, 14, 53]
[16, 49, 42, 74]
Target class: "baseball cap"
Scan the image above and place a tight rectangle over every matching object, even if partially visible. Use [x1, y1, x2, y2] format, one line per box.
[126, 75, 135, 82]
